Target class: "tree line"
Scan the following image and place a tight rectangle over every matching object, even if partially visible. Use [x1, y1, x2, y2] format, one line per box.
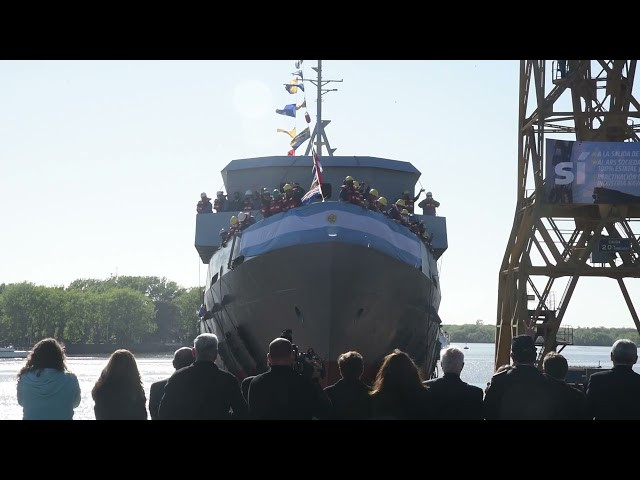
[442, 324, 640, 346]
[0, 276, 202, 347]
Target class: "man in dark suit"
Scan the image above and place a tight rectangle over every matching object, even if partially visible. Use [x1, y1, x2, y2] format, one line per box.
[158, 333, 248, 420]
[148, 347, 195, 420]
[424, 346, 483, 420]
[324, 351, 371, 419]
[586, 339, 640, 420]
[542, 352, 589, 420]
[484, 335, 555, 420]
[248, 337, 331, 420]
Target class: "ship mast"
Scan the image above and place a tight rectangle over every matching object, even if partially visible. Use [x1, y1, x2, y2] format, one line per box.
[304, 60, 342, 157]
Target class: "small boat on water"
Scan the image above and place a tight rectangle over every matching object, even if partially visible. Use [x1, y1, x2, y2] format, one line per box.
[0, 347, 29, 359]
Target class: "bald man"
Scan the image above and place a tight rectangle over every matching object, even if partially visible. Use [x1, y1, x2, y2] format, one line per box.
[247, 337, 331, 420]
[149, 347, 194, 420]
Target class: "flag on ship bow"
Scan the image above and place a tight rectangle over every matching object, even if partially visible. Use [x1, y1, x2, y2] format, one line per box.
[301, 150, 324, 205]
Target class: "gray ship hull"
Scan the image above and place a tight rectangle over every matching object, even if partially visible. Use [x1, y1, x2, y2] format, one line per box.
[202, 241, 442, 385]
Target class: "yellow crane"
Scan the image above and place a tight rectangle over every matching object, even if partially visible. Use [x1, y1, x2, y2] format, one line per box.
[496, 60, 640, 370]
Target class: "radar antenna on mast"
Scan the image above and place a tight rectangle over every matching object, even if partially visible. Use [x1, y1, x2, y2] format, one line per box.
[304, 60, 342, 157]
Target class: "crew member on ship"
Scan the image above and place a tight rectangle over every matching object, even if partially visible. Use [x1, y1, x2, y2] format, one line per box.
[350, 180, 364, 207]
[418, 191, 440, 216]
[367, 188, 380, 212]
[339, 176, 356, 202]
[357, 180, 370, 203]
[252, 189, 263, 210]
[229, 191, 243, 212]
[283, 183, 301, 209]
[292, 183, 306, 203]
[224, 215, 240, 244]
[197, 192, 213, 214]
[377, 196, 389, 215]
[389, 198, 405, 221]
[260, 190, 273, 219]
[270, 190, 285, 215]
[243, 190, 254, 212]
[238, 211, 256, 230]
[401, 189, 424, 214]
[213, 191, 226, 213]
[400, 208, 410, 226]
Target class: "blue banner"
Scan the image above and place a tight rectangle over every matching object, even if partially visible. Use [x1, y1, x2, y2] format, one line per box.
[545, 139, 640, 204]
[238, 202, 423, 268]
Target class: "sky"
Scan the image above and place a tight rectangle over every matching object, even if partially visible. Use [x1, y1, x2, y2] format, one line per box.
[0, 60, 638, 328]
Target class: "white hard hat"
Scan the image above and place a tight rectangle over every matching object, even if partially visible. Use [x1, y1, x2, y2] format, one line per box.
[238, 211, 248, 222]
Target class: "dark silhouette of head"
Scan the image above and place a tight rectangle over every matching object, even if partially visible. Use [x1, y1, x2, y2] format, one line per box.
[611, 339, 638, 366]
[92, 349, 144, 400]
[511, 335, 537, 365]
[268, 338, 293, 367]
[338, 351, 364, 381]
[18, 338, 67, 378]
[543, 352, 568, 381]
[173, 347, 195, 370]
[370, 349, 424, 397]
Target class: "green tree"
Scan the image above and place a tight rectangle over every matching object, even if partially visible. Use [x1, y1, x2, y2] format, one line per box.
[99, 289, 156, 343]
[0, 282, 40, 346]
[63, 290, 101, 343]
[112, 276, 184, 302]
[173, 288, 202, 343]
[67, 278, 117, 294]
[442, 324, 495, 343]
[147, 300, 180, 343]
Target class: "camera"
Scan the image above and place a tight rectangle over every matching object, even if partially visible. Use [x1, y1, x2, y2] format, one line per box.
[280, 329, 326, 380]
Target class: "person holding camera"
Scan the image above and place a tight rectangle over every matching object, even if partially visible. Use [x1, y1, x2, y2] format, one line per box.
[247, 337, 331, 420]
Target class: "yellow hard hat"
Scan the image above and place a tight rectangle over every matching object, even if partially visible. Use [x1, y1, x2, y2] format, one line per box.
[378, 197, 388, 207]
[396, 198, 406, 207]
[283, 183, 293, 191]
[401, 209, 409, 216]
[344, 176, 354, 182]
[353, 180, 360, 189]
[230, 216, 238, 226]
[369, 188, 379, 198]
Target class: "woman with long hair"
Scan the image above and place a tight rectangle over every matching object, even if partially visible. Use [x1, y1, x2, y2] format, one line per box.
[369, 349, 431, 419]
[17, 338, 81, 420]
[91, 349, 147, 420]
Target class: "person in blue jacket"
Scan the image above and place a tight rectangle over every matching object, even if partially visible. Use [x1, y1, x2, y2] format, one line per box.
[17, 338, 81, 420]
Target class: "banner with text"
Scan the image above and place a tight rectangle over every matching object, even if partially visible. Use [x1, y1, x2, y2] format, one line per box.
[545, 139, 640, 204]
